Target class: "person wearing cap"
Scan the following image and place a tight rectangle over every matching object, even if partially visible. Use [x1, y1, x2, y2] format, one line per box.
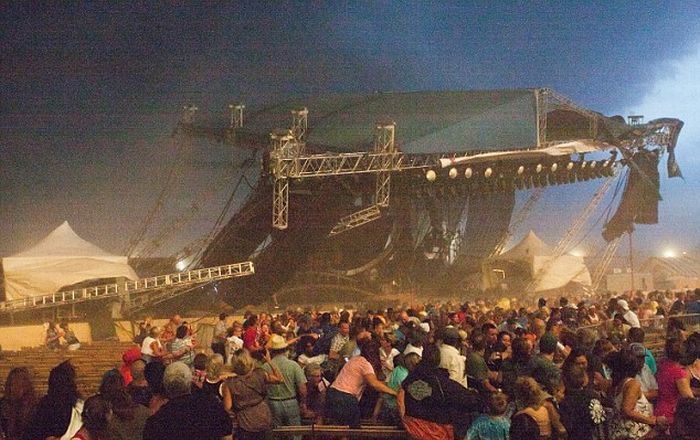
[262, 334, 307, 439]
[628, 342, 659, 401]
[617, 299, 641, 328]
[439, 327, 467, 388]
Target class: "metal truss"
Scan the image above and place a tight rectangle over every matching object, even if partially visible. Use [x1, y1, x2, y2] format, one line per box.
[328, 205, 382, 237]
[291, 107, 308, 151]
[229, 103, 245, 128]
[489, 187, 545, 258]
[374, 122, 396, 207]
[272, 178, 289, 230]
[591, 236, 622, 292]
[0, 261, 255, 315]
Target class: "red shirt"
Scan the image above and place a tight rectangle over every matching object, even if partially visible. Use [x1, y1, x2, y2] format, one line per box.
[242, 326, 258, 350]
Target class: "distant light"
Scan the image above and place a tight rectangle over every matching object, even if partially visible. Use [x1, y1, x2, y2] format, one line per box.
[662, 249, 676, 258]
[569, 249, 585, 258]
[176, 260, 187, 271]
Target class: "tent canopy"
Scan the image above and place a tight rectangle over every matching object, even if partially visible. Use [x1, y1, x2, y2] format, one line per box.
[2, 221, 137, 301]
[493, 230, 590, 292]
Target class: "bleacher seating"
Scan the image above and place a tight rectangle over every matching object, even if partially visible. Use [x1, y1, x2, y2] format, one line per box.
[0, 341, 136, 397]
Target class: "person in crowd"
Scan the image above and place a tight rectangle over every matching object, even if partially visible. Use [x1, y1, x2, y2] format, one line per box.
[378, 333, 400, 378]
[159, 315, 181, 347]
[223, 349, 283, 440]
[60, 321, 81, 350]
[465, 391, 510, 440]
[211, 313, 228, 358]
[98, 369, 150, 440]
[143, 361, 168, 414]
[559, 364, 606, 440]
[127, 359, 151, 408]
[133, 318, 152, 345]
[71, 395, 112, 440]
[671, 396, 700, 439]
[191, 353, 208, 390]
[26, 360, 83, 440]
[328, 321, 350, 361]
[512, 376, 552, 440]
[669, 291, 686, 315]
[225, 321, 244, 364]
[373, 352, 420, 427]
[143, 362, 232, 440]
[199, 354, 228, 400]
[303, 363, 328, 422]
[618, 299, 641, 328]
[628, 327, 657, 374]
[325, 337, 398, 428]
[242, 314, 262, 353]
[628, 342, 659, 401]
[684, 332, 700, 396]
[607, 348, 666, 439]
[529, 333, 561, 394]
[119, 346, 142, 386]
[0, 367, 37, 440]
[168, 325, 194, 367]
[438, 327, 467, 388]
[498, 336, 533, 396]
[467, 332, 499, 395]
[654, 335, 693, 424]
[398, 344, 482, 440]
[140, 326, 166, 364]
[297, 334, 327, 367]
[262, 334, 307, 437]
[46, 321, 61, 350]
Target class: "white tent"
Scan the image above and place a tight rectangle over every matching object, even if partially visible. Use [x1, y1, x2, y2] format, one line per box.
[2, 221, 138, 301]
[495, 230, 591, 292]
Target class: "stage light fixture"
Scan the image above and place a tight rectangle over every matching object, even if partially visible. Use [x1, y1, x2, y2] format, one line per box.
[517, 165, 525, 175]
[449, 167, 458, 179]
[464, 167, 473, 179]
[536, 164, 543, 173]
[567, 162, 574, 170]
[484, 167, 493, 178]
[603, 160, 610, 167]
[426, 170, 436, 182]
[590, 161, 597, 169]
[551, 163, 558, 172]
[581, 161, 587, 169]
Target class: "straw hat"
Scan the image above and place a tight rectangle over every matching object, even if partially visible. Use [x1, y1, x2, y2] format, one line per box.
[269, 334, 288, 350]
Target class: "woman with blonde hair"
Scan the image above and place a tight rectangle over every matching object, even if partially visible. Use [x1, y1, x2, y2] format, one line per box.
[201, 353, 228, 400]
[512, 376, 552, 439]
[222, 349, 283, 440]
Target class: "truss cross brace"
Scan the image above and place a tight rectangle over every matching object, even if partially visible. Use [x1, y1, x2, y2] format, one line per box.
[329, 205, 382, 236]
[374, 122, 396, 207]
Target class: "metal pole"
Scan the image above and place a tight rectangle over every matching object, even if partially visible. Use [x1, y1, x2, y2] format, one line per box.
[628, 231, 635, 293]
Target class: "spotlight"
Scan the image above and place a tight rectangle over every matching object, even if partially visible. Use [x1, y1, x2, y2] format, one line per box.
[603, 160, 610, 167]
[551, 163, 558, 172]
[484, 167, 493, 178]
[590, 161, 597, 169]
[449, 167, 458, 179]
[567, 162, 574, 170]
[464, 167, 473, 179]
[517, 165, 525, 175]
[426, 170, 437, 182]
[581, 161, 587, 169]
[536, 164, 543, 173]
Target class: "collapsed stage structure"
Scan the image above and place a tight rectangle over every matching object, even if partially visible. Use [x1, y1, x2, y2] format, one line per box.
[0, 88, 684, 317]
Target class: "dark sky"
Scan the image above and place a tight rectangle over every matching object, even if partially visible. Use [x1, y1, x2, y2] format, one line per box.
[2, 2, 699, 258]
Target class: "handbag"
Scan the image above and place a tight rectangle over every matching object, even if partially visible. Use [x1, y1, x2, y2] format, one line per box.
[60, 399, 84, 440]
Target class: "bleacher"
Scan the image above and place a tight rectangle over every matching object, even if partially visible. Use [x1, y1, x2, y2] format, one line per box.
[0, 341, 136, 397]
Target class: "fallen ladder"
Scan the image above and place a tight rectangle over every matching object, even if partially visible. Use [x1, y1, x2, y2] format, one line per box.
[0, 261, 255, 314]
[329, 205, 383, 237]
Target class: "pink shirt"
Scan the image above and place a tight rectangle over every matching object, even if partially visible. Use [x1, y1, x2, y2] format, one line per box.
[654, 359, 687, 423]
[330, 356, 374, 400]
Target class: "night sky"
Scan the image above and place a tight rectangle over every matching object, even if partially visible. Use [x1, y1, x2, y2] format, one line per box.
[2, 2, 699, 259]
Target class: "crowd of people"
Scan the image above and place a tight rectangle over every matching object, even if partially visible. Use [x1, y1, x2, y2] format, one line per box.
[1, 288, 700, 440]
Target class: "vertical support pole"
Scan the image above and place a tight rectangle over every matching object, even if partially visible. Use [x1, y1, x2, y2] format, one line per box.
[291, 107, 308, 154]
[270, 129, 296, 230]
[535, 88, 547, 147]
[628, 231, 635, 293]
[374, 121, 396, 207]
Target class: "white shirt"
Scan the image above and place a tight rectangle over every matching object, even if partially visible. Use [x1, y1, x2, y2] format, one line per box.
[439, 343, 467, 388]
[298, 353, 328, 366]
[141, 336, 160, 356]
[380, 347, 400, 377]
[623, 310, 641, 328]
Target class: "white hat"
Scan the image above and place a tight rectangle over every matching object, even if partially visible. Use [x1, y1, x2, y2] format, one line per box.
[270, 334, 288, 350]
[617, 299, 630, 311]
